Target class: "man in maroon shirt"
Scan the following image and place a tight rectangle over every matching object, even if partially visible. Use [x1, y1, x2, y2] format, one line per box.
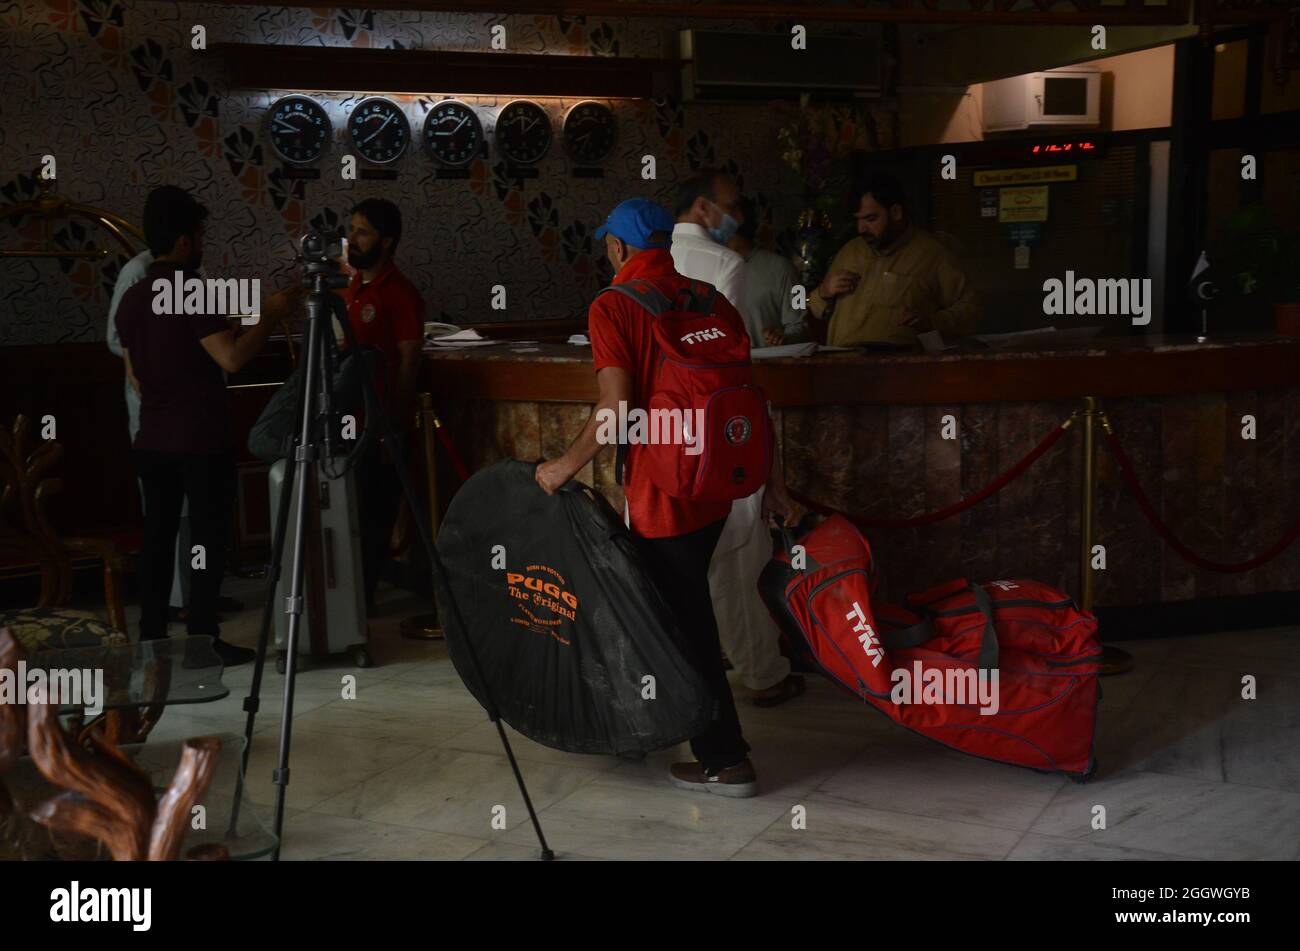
[116, 186, 302, 664]
[536, 199, 794, 797]
[337, 198, 425, 612]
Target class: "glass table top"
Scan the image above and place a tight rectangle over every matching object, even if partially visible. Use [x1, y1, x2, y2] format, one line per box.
[23, 635, 231, 713]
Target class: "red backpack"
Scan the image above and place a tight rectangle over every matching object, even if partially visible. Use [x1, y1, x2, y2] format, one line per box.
[600, 278, 772, 503]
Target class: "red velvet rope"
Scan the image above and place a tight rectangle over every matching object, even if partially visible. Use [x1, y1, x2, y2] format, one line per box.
[789, 421, 1072, 530]
[434, 424, 470, 482]
[1102, 429, 1300, 573]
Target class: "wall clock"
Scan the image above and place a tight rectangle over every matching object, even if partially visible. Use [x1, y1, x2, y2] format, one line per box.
[348, 97, 410, 165]
[423, 99, 484, 168]
[562, 100, 617, 165]
[267, 95, 332, 165]
[495, 100, 552, 165]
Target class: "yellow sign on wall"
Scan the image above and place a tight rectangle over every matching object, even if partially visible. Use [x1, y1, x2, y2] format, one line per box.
[974, 165, 1078, 186]
[998, 185, 1049, 223]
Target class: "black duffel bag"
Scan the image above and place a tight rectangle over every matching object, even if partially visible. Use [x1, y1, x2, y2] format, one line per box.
[247, 345, 386, 463]
[435, 459, 714, 755]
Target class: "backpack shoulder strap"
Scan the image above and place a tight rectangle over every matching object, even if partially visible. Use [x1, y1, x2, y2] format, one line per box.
[598, 280, 673, 316]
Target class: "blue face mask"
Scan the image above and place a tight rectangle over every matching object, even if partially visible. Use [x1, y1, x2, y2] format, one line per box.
[708, 212, 740, 246]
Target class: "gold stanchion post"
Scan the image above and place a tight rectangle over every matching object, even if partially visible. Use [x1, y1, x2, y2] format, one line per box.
[400, 392, 445, 640]
[1080, 396, 1133, 674]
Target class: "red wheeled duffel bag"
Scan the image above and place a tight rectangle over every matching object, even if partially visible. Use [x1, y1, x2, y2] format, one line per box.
[757, 514, 1102, 780]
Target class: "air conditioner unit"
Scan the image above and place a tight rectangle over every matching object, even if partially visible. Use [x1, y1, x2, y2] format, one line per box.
[680, 29, 881, 101]
[982, 67, 1102, 132]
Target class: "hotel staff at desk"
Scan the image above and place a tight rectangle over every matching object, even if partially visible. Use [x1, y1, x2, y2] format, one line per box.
[809, 172, 982, 346]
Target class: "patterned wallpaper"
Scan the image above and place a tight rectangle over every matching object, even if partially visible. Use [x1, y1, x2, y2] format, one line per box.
[0, 2, 894, 346]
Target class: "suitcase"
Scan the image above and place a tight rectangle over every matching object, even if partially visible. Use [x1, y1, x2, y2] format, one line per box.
[268, 459, 371, 670]
[758, 514, 1102, 780]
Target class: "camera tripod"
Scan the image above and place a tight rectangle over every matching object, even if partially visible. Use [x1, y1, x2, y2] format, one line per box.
[230, 234, 553, 860]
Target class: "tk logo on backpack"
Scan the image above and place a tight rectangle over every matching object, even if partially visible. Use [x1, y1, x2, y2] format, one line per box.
[847, 601, 884, 668]
[679, 327, 725, 345]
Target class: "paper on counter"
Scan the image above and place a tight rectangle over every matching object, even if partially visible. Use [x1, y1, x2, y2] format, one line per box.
[430, 328, 486, 342]
[751, 342, 818, 359]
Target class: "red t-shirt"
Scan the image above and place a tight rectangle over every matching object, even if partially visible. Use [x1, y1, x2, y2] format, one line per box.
[588, 248, 739, 539]
[340, 261, 425, 407]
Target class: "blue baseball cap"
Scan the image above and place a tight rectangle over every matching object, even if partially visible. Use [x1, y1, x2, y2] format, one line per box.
[594, 199, 674, 249]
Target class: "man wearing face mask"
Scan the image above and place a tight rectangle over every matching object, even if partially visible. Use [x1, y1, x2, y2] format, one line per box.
[808, 172, 981, 346]
[671, 171, 805, 710]
[669, 170, 758, 344]
[338, 198, 426, 613]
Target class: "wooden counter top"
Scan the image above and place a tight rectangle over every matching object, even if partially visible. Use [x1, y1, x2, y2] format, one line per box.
[423, 334, 1300, 406]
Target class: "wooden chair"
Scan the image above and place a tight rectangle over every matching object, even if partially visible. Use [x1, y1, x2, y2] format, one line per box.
[0, 414, 128, 651]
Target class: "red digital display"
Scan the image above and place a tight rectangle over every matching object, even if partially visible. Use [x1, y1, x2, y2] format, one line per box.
[1031, 140, 1099, 155]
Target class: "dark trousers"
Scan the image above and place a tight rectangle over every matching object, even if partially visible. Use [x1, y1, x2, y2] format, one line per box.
[133, 449, 236, 641]
[356, 446, 401, 611]
[635, 518, 751, 774]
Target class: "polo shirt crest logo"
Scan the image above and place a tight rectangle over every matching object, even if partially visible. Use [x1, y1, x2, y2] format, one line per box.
[360, 303, 377, 324]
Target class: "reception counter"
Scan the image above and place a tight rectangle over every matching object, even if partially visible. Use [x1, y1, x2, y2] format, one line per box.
[423, 334, 1300, 630]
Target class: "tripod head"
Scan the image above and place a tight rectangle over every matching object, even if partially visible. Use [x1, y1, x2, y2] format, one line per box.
[296, 229, 351, 291]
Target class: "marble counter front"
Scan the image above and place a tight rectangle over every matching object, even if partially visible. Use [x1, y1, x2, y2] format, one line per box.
[421, 334, 1300, 616]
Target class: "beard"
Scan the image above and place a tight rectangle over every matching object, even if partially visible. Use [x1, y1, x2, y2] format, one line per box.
[347, 241, 383, 270]
[862, 220, 899, 251]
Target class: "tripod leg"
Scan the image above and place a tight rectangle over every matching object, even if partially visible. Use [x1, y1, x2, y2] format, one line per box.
[230, 385, 306, 838]
[269, 281, 329, 861]
[329, 297, 554, 860]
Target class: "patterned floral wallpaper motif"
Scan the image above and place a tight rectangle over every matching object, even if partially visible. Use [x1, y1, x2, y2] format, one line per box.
[0, 1, 893, 346]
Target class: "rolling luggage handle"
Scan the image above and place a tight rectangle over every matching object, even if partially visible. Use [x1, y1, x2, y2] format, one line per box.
[879, 582, 1000, 671]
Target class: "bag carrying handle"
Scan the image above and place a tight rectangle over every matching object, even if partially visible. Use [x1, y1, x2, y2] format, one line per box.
[879, 581, 999, 671]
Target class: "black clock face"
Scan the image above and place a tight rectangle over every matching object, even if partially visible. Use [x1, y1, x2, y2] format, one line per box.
[563, 100, 617, 165]
[495, 100, 552, 165]
[267, 96, 331, 165]
[423, 100, 483, 168]
[348, 97, 410, 165]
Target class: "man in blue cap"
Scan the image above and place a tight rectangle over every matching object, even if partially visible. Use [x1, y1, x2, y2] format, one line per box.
[536, 198, 793, 797]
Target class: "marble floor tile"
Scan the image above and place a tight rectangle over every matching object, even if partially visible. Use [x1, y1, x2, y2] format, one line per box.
[1095, 668, 1300, 792]
[731, 794, 1023, 860]
[813, 729, 1067, 832]
[308, 748, 604, 838]
[438, 720, 626, 771]
[288, 680, 487, 747]
[241, 729, 428, 811]
[499, 769, 792, 860]
[279, 813, 486, 861]
[1165, 625, 1300, 674]
[1029, 769, 1300, 860]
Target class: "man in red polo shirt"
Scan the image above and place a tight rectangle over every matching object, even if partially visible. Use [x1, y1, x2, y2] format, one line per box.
[339, 198, 425, 612]
[536, 198, 794, 797]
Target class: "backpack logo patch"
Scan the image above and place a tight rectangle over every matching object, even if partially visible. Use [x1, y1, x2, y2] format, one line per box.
[847, 601, 883, 667]
[680, 327, 725, 345]
[724, 415, 751, 445]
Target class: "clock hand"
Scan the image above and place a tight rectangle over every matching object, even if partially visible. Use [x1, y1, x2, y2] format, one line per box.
[273, 117, 299, 134]
[360, 112, 394, 146]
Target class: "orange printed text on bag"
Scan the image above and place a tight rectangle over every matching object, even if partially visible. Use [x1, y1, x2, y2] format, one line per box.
[759, 515, 1103, 780]
[599, 279, 773, 503]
